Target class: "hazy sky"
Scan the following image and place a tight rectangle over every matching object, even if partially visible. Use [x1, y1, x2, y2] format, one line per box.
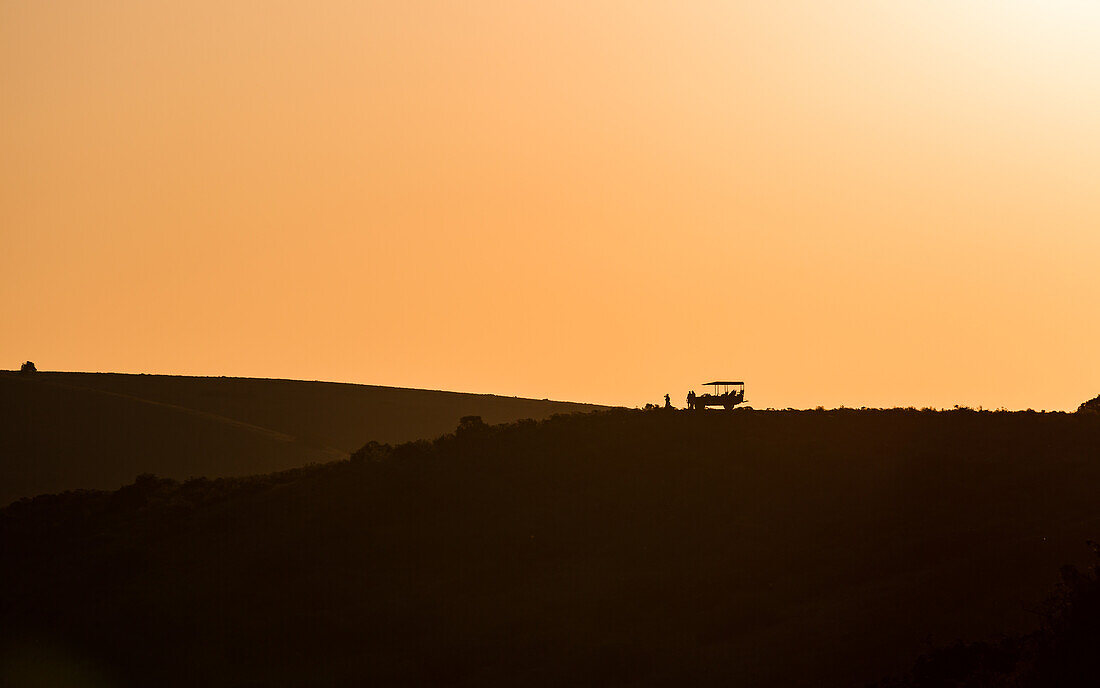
[3, 1, 1099, 409]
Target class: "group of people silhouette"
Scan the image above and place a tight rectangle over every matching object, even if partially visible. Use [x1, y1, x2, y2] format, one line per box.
[656, 388, 743, 410]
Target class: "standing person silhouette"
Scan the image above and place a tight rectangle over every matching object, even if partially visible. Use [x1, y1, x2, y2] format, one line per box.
[664, 393, 671, 408]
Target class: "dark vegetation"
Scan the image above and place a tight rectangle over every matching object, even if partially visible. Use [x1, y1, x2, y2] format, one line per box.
[0, 371, 604, 505]
[1078, 394, 1100, 414]
[878, 543, 1100, 687]
[4, 407, 1100, 686]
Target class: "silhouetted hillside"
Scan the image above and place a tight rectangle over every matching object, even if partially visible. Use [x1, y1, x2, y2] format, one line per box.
[3, 408, 1100, 686]
[0, 372, 605, 505]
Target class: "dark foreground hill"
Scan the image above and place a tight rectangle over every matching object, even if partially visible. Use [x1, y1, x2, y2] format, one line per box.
[0, 371, 604, 505]
[4, 408, 1100, 686]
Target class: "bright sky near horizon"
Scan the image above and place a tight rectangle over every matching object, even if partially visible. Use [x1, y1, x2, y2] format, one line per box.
[3, 1, 1099, 409]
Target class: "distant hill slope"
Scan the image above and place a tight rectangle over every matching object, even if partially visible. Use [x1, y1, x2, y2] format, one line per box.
[0, 372, 605, 504]
[3, 409, 1100, 687]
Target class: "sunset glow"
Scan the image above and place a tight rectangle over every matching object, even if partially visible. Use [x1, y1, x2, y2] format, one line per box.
[3, 1, 1098, 408]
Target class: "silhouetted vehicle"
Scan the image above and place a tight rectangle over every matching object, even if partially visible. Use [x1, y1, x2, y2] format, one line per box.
[689, 381, 745, 410]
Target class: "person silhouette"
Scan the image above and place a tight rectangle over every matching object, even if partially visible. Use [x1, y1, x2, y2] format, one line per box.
[686, 390, 695, 409]
[664, 393, 671, 408]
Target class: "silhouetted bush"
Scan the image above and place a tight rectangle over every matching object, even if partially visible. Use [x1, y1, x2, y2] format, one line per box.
[350, 440, 391, 463]
[456, 414, 487, 436]
[18, 360, 36, 374]
[1077, 394, 1100, 414]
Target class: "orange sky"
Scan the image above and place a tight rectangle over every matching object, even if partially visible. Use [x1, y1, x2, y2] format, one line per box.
[3, 1, 1099, 409]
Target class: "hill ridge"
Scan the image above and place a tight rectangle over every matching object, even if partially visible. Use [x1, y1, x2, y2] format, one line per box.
[0, 371, 606, 504]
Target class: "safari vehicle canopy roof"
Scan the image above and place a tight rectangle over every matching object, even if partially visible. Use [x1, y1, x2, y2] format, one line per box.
[703, 381, 743, 386]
